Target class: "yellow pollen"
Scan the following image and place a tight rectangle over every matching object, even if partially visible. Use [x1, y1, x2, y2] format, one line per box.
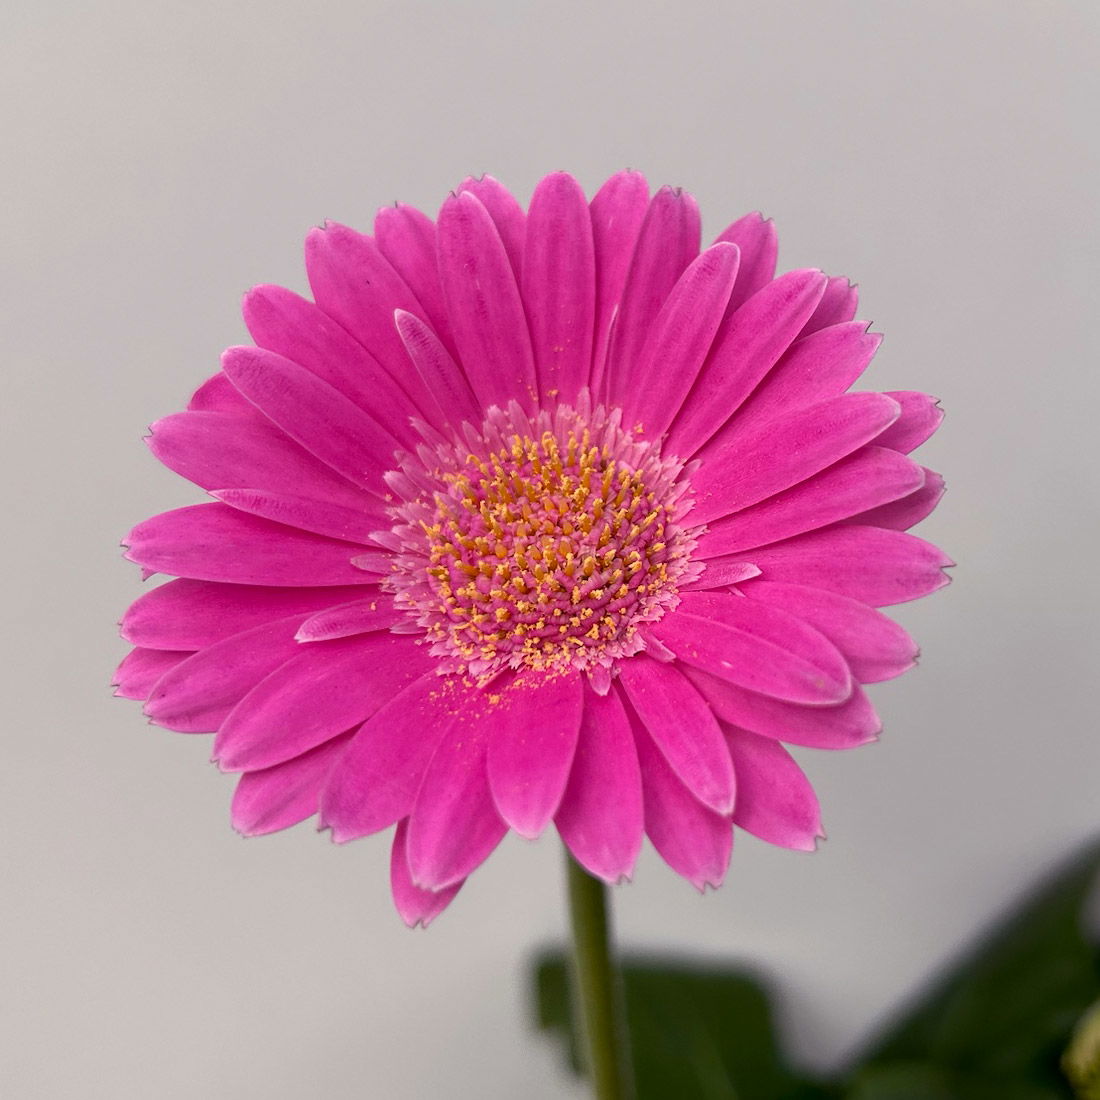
[388, 405, 697, 679]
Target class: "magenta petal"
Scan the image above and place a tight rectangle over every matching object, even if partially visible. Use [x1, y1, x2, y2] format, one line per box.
[211, 490, 386, 544]
[295, 597, 404, 642]
[303, 222, 442, 420]
[712, 211, 777, 314]
[143, 615, 307, 732]
[390, 819, 463, 928]
[406, 700, 508, 891]
[231, 732, 353, 836]
[725, 728, 822, 851]
[733, 525, 953, 606]
[632, 708, 732, 891]
[683, 666, 880, 749]
[555, 683, 643, 883]
[113, 647, 192, 700]
[147, 410, 376, 513]
[618, 657, 735, 814]
[666, 269, 828, 457]
[589, 170, 650, 390]
[242, 284, 426, 446]
[683, 560, 762, 591]
[603, 185, 701, 405]
[846, 468, 945, 530]
[741, 580, 917, 683]
[124, 503, 377, 587]
[214, 634, 434, 772]
[394, 310, 481, 426]
[121, 579, 369, 650]
[221, 346, 397, 495]
[456, 175, 526, 277]
[727, 322, 882, 439]
[437, 191, 538, 415]
[799, 276, 858, 336]
[320, 672, 457, 841]
[690, 392, 902, 525]
[486, 670, 584, 839]
[697, 446, 924, 557]
[875, 391, 944, 453]
[188, 372, 256, 415]
[523, 172, 596, 404]
[651, 592, 851, 704]
[374, 203, 456, 355]
[622, 243, 740, 440]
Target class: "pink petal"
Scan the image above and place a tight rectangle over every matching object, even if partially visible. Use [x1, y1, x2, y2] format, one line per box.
[650, 592, 851, 704]
[231, 732, 353, 836]
[436, 191, 537, 415]
[320, 672, 458, 841]
[712, 211, 777, 314]
[725, 728, 822, 851]
[406, 694, 508, 890]
[374, 203, 456, 355]
[124, 503, 378, 587]
[143, 615, 308, 732]
[875, 391, 944, 453]
[618, 657, 735, 814]
[740, 580, 917, 683]
[683, 561, 762, 591]
[603, 185, 701, 405]
[393, 310, 481, 426]
[188, 372, 255, 415]
[846, 468, 945, 530]
[690, 392, 902, 525]
[294, 597, 404, 643]
[522, 172, 596, 404]
[726, 322, 882, 439]
[486, 670, 584, 839]
[632, 708, 732, 891]
[214, 634, 434, 772]
[221, 346, 397, 495]
[697, 446, 924, 557]
[799, 276, 858, 336]
[121, 579, 369, 650]
[147, 410, 377, 513]
[303, 222, 443, 420]
[621, 243, 740, 440]
[390, 819, 463, 929]
[733, 525, 953, 606]
[683, 666, 881, 749]
[212, 490, 387, 544]
[456, 174, 525, 277]
[665, 269, 828, 457]
[242, 285, 428, 447]
[555, 682, 643, 883]
[589, 169, 649, 390]
[113, 647, 192, 700]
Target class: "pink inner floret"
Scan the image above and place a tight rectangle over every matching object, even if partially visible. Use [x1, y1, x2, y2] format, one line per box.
[383, 393, 702, 682]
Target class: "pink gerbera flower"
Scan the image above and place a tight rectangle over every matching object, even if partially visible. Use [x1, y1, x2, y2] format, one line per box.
[116, 171, 950, 927]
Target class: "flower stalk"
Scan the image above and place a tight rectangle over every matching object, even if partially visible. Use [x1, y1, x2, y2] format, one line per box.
[565, 852, 634, 1100]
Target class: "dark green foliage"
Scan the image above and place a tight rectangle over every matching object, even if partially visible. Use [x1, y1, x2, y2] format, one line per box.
[532, 838, 1100, 1099]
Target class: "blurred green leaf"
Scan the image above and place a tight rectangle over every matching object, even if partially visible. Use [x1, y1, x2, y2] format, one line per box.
[848, 837, 1100, 1092]
[844, 1062, 957, 1100]
[533, 838, 1100, 1098]
[1063, 996, 1100, 1099]
[533, 952, 835, 1100]
[845, 1062, 1067, 1100]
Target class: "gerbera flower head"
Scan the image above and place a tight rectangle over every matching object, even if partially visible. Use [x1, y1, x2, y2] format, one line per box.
[116, 171, 950, 927]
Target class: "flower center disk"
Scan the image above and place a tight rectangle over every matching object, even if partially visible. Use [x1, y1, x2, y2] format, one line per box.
[386, 400, 699, 680]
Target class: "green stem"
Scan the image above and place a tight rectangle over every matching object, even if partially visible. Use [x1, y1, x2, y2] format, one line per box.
[565, 852, 634, 1100]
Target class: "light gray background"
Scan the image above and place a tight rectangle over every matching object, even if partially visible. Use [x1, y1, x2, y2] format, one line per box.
[3, 2, 1098, 1097]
